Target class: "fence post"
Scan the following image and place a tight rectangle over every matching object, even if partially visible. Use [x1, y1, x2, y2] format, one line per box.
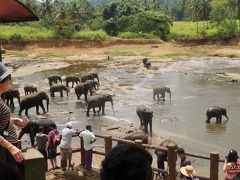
[104, 135, 112, 155]
[167, 143, 177, 180]
[210, 152, 219, 180]
[135, 139, 143, 148]
[80, 137, 85, 166]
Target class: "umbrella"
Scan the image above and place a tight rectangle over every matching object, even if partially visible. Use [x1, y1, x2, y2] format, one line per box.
[0, 0, 39, 62]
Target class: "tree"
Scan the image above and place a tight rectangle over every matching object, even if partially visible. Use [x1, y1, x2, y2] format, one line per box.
[229, 0, 240, 29]
[40, 0, 53, 17]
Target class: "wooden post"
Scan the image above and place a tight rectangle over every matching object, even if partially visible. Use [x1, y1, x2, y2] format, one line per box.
[104, 135, 112, 155]
[210, 152, 219, 180]
[167, 143, 177, 180]
[135, 139, 143, 148]
[80, 137, 85, 166]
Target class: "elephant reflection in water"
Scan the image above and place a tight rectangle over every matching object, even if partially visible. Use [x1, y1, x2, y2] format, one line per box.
[19, 91, 49, 116]
[153, 87, 171, 101]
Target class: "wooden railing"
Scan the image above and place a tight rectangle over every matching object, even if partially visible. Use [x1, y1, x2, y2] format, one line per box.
[53, 134, 223, 180]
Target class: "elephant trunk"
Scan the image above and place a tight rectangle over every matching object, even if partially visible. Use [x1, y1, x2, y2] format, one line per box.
[225, 114, 229, 120]
[110, 99, 115, 115]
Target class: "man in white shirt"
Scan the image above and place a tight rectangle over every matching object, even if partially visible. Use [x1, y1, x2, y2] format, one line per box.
[79, 125, 96, 171]
[60, 122, 79, 170]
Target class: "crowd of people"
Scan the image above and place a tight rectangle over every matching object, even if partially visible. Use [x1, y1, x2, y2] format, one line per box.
[0, 61, 240, 180]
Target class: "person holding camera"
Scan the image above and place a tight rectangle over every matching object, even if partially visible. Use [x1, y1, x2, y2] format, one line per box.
[223, 149, 240, 180]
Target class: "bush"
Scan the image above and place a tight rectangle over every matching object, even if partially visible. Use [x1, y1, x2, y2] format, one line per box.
[9, 33, 23, 41]
[118, 32, 159, 39]
[74, 30, 108, 40]
[218, 18, 238, 39]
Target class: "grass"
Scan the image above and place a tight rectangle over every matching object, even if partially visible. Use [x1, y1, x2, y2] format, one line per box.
[118, 32, 159, 39]
[170, 21, 218, 39]
[73, 30, 108, 40]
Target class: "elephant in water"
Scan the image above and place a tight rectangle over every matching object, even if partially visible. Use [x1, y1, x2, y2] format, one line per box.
[155, 139, 178, 177]
[18, 119, 56, 146]
[24, 85, 38, 95]
[136, 105, 153, 137]
[206, 106, 229, 123]
[48, 75, 62, 86]
[50, 84, 70, 97]
[143, 58, 151, 69]
[85, 80, 99, 90]
[1, 88, 20, 109]
[153, 87, 171, 101]
[86, 94, 114, 116]
[74, 83, 93, 101]
[81, 73, 99, 84]
[19, 91, 49, 116]
[65, 75, 80, 88]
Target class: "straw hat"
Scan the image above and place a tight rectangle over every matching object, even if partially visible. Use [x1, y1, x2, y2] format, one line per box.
[180, 165, 196, 177]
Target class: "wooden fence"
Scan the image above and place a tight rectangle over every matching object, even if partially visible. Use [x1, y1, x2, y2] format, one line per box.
[54, 134, 223, 180]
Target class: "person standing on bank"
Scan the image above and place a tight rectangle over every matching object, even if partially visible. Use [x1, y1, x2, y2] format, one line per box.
[0, 63, 28, 179]
[59, 122, 80, 171]
[223, 149, 240, 180]
[79, 125, 96, 171]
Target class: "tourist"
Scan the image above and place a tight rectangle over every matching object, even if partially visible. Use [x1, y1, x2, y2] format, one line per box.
[59, 122, 80, 170]
[179, 165, 199, 180]
[223, 149, 240, 180]
[46, 124, 60, 170]
[0, 63, 28, 179]
[100, 144, 153, 180]
[177, 148, 191, 168]
[79, 125, 96, 171]
[35, 126, 48, 169]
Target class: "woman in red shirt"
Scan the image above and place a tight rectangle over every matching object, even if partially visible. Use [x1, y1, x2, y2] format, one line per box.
[223, 149, 240, 180]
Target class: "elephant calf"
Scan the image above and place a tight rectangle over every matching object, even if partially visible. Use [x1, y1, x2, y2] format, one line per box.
[86, 94, 114, 116]
[48, 75, 62, 86]
[18, 119, 56, 146]
[65, 75, 80, 88]
[153, 87, 171, 101]
[24, 85, 38, 95]
[136, 105, 153, 137]
[206, 106, 229, 123]
[74, 83, 93, 101]
[19, 91, 49, 116]
[50, 84, 69, 97]
[143, 58, 151, 69]
[1, 88, 20, 109]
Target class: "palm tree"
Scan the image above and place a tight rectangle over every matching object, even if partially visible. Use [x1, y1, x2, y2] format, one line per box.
[229, 0, 240, 29]
[68, 0, 82, 31]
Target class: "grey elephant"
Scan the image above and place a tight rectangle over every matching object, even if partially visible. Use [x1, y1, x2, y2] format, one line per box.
[85, 80, 99, 90]
[86, 94, 114, 116]
[19, 91, 49, 116]
[153, 87, 171, 101]
[24, 85, 38, 95]
[1, 88, 20, 109]
[74, 83, 93, 101]
[48, 75, 62, 86]
[155, 139, 178, 177]
[81, 73, 99, 84]
[18, 119, 56, 146]
[206, 106, 229, 123]
[50, 84, 70, 97]
[136, 105, 153, 137]
[65, 75, 80, 88]
[143, 58, 151, 69]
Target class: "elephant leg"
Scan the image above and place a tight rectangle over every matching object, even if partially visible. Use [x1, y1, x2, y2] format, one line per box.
[25, 109, 29, 115]
[157, 94, 160, 101]
[93, 107, 96, 114]
[98, 106, 101, 113]
[51, 92, 54, 97]
[77, 94, 80, 100]
[84, 93, 88, 101]
[39, 102, 46, 114]
[30, 134, 35, 147]
[102, 104, 105, 115]
[153, 93, 156, 100]
[10, 99, 14, 109]
[66, 82, 69, 87]
[144, 122, 148, 133]
[18, 130, 25, 141]
[6, 99, 9, 106]
[60, 91, 63, 97]
[219, 116, 222, 123]
[206, 116, 211, 123]
[72, 82, 74, 88]
[149, 120, 152, 137]
[86, 106, 91, 116]
[36, 105, 40, 115]
[19, 108, 23, 116]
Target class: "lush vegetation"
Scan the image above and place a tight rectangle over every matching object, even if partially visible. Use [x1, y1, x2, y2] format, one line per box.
[0, 0, 239, 41]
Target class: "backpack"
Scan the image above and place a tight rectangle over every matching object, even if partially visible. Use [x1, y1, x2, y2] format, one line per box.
[51, 129, 62, 147]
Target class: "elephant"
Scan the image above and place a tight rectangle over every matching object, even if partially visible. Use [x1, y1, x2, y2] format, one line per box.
[86, 94, 114, 116]
[19, 91, 49, 116]
[1, 88, 20, 109]
[18, 119, 56, 146]
[155, 139, 178, 177]
[48, 75, 62, 86]
[136, 105, 153, 137]
[50, 84, 70, 97]
[65, 75, 80, 88]
[85, 80, 99, 90]
[24, 85, 38, 95]
[74, 83, 93, 101]
[118, 131, 148, 145]
[81, 73, 99, 84]
[143, 58, 151, 69]
[206, 106, 229, 123]
[153, 87, 171, 101]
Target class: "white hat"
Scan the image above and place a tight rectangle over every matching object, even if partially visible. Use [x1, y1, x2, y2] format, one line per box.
[66, 122, 72, 128]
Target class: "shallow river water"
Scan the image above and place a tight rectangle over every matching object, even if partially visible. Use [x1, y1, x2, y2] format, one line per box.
[9, 57, 240, 178]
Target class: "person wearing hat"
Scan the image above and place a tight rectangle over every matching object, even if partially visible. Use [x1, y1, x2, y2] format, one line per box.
[0, 63, 28, 179]
[79, 125, 96, 171]
[179, 165, 199, 180]
[223, 149, 240, 180]
[59, 122, 80, 170]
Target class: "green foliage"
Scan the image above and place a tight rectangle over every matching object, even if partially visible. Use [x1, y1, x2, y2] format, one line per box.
[52, 18, 75, 39]
[118, 32, 158, 39]
[218, 16, 238, 38]
[74, 30, 108, 40]
[103, 18, 118, 36]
